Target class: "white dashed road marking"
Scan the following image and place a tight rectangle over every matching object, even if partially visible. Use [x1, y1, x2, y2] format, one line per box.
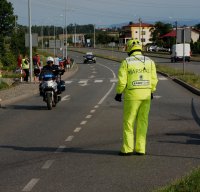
[65, 136, 74, 142]
[80, 120, 87, 125]
[22, 178, 39, 192]
[74, 127, 82, 133]
[61, 95, 70, 101]
[94, 79, 103, 83]
[65, 80, 73, 84]
[42, 160, 55, 169]
[159, 77, 168, 80]
[90, 109, 96, 113]
[55, 145, 66, 153]
[86, 115, 92, 119]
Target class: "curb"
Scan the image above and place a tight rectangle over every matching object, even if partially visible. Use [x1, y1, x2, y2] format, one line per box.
[157, 71, 200, 96]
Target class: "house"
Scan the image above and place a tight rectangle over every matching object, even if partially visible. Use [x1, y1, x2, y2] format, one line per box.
[119, 23, 154, 46]
[160, 27, 200, 43]
[191, 28, 200, 42]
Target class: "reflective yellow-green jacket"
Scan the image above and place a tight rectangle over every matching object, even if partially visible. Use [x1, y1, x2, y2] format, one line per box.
[22, 59, 29, 69]
[116, 52, 158, 100]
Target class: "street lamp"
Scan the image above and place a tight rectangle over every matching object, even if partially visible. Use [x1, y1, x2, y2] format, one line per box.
[28, 0, 33, 82]
[64, 0, 68, 58]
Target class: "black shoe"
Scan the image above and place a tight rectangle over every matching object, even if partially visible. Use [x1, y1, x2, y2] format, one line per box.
[135, 152, 145, 156]
[118, 152, 133, 156]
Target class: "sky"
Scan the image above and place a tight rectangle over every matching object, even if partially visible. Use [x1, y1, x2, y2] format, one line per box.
[8, 0, 200, 27]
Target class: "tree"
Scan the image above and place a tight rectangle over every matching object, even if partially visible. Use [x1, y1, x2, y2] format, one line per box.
[10, 26, 28, 57]
[150, 21, 172, 47]
[0, 0, 15, 66]
[194, 23, 200, 30]
[0, 0, 15, 36]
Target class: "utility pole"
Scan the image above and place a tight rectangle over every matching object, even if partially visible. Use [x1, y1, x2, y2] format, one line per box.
[138, 18, 142, 42]
[74, 23, 76, 47]
[175, 21, 178, 44]
[94, 24, 95, 48]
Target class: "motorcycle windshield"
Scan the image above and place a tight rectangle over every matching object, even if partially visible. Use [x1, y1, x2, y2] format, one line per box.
[43, 73, 55, 81]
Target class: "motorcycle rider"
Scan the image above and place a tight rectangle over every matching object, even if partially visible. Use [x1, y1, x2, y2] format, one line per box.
[39, 56, 61, 98]
[115, 39, 158, 156]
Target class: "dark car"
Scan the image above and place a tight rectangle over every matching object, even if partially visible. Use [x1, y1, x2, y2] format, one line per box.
[83, 52, 96, 64]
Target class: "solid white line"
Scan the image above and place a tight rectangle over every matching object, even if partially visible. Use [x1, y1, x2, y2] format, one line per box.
[86, 115, 92, 119]
[42, 160, 54, 169]
[65, 136, 74, 142]
[74, 127, 82, 132]
[22, 178, 39, 192]
[98, 83, 115, 105]
[96, 63, 117, 105]
[80, 120, 87, 125]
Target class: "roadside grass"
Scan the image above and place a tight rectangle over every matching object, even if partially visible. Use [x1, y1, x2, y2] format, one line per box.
[155, 167, 200, 192]
[156, 64, 200, 90]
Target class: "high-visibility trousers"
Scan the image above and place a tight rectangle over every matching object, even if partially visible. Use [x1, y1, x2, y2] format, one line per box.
[121, 99, 151, 154]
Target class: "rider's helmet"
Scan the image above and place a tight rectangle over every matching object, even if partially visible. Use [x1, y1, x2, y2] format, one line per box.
[46, 56, 54, 64]
[126, 39, 142, 54]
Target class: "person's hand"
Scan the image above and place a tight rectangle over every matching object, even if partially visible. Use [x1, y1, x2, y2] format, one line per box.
[151, 93, 153, 100]
[115, 94, 122, 102]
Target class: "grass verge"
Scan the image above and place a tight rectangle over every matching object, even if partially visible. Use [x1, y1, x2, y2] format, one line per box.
[155, 167, 200, 192]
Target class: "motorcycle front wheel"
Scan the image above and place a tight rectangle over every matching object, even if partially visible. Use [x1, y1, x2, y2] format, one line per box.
[46, 92, 53, 110]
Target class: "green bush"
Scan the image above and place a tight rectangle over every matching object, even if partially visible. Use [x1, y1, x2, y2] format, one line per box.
[0, 80, 9, 90]
[1, 51, 16, 68]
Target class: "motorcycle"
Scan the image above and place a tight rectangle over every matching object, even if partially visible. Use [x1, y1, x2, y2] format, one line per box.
[39, 68, 65, 110]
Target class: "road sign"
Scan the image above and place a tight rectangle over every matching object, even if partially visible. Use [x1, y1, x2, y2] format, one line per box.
[25, 33, 38, 47]
[176, 28, 191, 43]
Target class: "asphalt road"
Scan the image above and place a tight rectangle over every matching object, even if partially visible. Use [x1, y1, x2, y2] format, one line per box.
[0, 51, 200, 192]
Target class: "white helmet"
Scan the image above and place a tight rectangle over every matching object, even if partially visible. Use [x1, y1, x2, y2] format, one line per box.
[46, 56, 54, 64]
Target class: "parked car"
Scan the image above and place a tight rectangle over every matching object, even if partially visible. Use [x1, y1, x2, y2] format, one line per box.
[148, 45, 157, 52]
[148, 45, 170, 52]
[83, 52, 96, 64]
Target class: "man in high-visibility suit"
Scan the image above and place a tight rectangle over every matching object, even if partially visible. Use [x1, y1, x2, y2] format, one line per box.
[115, 39, 158, 156]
